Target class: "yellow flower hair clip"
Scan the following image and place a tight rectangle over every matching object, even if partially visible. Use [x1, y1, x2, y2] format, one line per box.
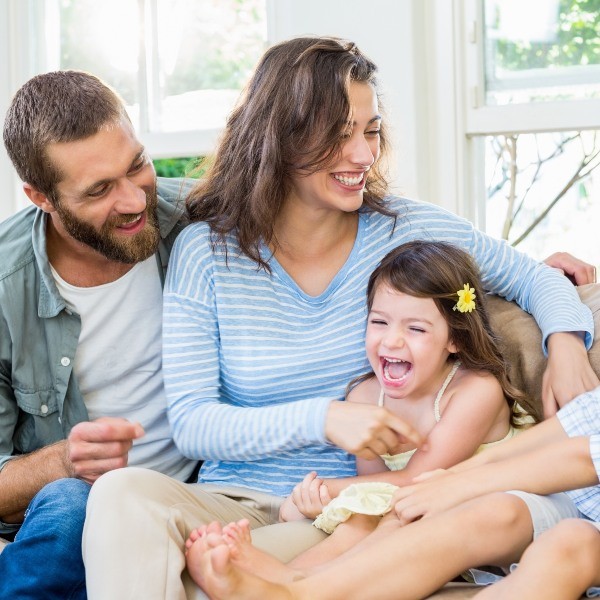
[453, 283, 476, 313]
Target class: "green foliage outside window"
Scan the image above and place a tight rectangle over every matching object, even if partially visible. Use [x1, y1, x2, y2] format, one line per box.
[493, 0, 599, 70]
[153, 157, 205, 179]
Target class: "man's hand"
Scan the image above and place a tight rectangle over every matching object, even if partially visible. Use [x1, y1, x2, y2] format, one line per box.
[66, 417, 145, 483]
[325, 401, 422, 459]
[543, 332, 600, 418]
[392, 470, 473, 526]
[544, 252, 597, 286]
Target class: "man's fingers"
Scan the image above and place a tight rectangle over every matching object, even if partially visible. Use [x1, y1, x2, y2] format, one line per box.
[70, 419, 145, 443]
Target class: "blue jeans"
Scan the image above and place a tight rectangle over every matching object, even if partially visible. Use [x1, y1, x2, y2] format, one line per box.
[0, 478, 91, 600]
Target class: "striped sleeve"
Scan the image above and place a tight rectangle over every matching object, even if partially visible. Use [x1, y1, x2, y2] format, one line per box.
[392, 198, 594, 353]
[162, 224, 332, 462]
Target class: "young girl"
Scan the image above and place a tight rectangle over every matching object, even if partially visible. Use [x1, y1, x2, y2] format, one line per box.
[185, 240, 537, 585]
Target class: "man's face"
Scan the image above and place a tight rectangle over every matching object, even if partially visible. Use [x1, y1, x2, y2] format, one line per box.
[46, 118, 160, 264]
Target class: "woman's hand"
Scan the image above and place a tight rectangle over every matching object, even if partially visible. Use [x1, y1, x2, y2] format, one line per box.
[544, 252, 597, 286]
[325, 401, 422, 459]
[279, 471, 331, 521]
[543, 332, 600, 417]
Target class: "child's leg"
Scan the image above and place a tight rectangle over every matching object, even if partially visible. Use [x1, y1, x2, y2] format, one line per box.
[186, 513, 381, 585]
[288, 514, 380, 571]
[193, 492, 537, 600]
[186, 519, 300, 585]
[475, 518, 600, 600]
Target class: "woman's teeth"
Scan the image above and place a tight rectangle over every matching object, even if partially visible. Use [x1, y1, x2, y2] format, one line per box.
[333, 173, 363, 186]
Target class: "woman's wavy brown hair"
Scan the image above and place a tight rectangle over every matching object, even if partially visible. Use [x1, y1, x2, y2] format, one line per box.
[354, 240, 539, 425]
[186, 36, 395, 271]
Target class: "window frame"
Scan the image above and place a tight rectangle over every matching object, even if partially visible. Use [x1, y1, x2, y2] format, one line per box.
[463, 0, 600, 137]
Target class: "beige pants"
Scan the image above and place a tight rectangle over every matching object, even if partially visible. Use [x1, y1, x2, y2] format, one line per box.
[82, 467, 327, 600]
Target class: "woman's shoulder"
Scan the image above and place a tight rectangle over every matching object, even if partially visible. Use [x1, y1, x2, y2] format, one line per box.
[174, 221, 213, 248]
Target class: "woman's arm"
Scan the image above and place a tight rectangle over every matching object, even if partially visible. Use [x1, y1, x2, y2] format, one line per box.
[466, 217, 597, 409]
[163, 225, 420, 462]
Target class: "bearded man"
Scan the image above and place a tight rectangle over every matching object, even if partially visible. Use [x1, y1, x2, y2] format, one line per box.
[0, 70, 195, 599]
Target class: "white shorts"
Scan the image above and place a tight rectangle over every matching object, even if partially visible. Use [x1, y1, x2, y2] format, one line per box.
[467, 491, 585, 587]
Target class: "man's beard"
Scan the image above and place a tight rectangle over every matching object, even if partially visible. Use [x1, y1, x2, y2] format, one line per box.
[55, 188, 160, 264]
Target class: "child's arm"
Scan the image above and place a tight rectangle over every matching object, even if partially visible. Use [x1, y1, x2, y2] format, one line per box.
[325, 371, 508, 496]
[279, 471, 332, 521]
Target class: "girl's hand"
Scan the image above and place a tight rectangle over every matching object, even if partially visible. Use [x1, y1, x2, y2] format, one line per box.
[279, 494, 307, 522]
[283, 471, 332, 521]
[543, 332, 599, 417]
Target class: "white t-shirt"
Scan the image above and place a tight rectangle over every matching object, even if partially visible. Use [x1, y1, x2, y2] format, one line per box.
[52, 256, 195, 481]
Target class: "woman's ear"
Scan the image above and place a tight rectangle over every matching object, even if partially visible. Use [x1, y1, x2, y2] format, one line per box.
[23, 183, 57, 213]
[446, 339, 458, 354]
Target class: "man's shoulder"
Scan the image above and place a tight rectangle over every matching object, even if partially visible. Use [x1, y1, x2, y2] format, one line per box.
[157, 177, 194, 207]
[0, 206, 37, 279]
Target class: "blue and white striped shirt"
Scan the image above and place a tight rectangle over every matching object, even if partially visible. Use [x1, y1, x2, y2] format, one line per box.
[163, 196, 593, 496]
[557, 387, 600, 521]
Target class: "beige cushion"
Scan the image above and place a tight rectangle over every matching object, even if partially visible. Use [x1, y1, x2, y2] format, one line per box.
[487, 283, 600, 417]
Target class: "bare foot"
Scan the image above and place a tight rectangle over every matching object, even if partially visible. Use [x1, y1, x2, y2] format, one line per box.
[187, 526, 295, 600]
[220, 518, 304, 584]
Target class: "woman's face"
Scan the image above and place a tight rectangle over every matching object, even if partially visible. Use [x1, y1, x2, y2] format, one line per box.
[287, 81, 381, 214]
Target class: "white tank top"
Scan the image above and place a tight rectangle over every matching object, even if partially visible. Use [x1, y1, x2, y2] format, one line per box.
[51, 256, 195, 481]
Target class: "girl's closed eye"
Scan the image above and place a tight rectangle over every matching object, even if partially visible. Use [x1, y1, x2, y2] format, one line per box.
[369, 317, 387, 326]
[408, 326, 425, 333]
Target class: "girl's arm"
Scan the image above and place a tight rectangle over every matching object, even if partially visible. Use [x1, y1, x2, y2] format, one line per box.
[325, 371, 507, 496]
[348, 380, 390, 476]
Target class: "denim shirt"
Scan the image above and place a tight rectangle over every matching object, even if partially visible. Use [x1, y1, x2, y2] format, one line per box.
[0, 178, 189, 532]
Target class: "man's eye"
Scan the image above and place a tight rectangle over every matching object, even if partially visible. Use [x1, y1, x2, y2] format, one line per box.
[130, 158, 146, 173]
[88, 185, 110, 198]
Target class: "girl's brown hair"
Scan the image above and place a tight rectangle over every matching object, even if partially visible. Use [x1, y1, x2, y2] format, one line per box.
[359, 240, 539, 425]
[186, 36, 395, 271]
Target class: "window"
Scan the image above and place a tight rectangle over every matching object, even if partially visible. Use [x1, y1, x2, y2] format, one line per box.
[462, 0, 600, 265]
[46, 0, 268, 158]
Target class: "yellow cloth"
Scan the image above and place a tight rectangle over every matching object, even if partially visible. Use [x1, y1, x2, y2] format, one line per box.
[312, 482, 399, 534]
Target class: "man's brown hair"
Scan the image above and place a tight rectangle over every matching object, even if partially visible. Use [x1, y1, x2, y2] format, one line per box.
[3, 70, 129, 199]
